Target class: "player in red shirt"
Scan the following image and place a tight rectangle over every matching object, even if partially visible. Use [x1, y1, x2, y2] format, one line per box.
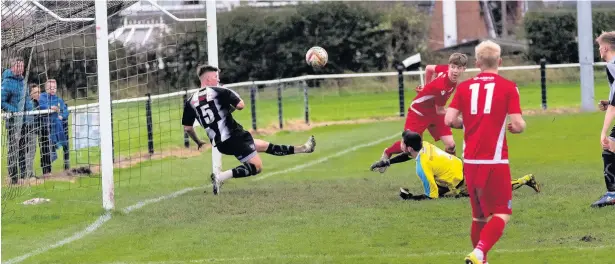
[444, 40, 526, 264]
[373, 53, 467, 172]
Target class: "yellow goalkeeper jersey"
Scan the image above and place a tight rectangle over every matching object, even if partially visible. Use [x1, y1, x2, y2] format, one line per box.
[415, 141, 464, 199]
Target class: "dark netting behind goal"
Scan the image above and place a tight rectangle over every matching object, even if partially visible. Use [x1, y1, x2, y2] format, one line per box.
[1, 0, 209, 215]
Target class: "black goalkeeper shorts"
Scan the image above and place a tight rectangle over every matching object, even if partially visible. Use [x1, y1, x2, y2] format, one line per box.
[216, 130, 258, 163]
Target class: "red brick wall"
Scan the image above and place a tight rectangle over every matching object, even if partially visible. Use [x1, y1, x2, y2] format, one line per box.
[428, 0, 489, 51]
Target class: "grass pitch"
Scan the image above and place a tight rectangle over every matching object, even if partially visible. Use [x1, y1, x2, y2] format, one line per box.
[2, 75, 614, 263]
[3, 111, 615, 264]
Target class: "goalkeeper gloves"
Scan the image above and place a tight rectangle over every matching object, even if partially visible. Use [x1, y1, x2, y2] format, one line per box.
[399, 188, 431, 201]
[370, 159, 390, 172]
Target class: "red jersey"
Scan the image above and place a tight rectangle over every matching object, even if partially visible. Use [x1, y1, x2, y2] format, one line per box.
[410, 65, 456, 117]
[449, 72, 522, 164]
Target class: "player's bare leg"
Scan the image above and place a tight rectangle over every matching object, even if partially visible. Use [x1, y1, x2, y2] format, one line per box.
[209, 136, 314, 195]
[439, 135, 456, 155]
[253, 136, 316, 155]
[211, 154, 263, 195]
[511, 174, 540, 192]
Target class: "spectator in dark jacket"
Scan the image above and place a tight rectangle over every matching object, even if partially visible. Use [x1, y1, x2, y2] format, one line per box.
[39, 79, 70, 170]
[1, 57, 36, 184]
[30, 83, 52, 177]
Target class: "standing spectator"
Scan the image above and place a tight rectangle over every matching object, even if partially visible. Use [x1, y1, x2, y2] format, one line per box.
[39, 79, 70, 170]
[30, 83, 52, 177]
[1, 57, 36, 184]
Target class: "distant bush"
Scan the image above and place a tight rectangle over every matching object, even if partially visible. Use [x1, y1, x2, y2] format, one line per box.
[524, 9, 615, 64]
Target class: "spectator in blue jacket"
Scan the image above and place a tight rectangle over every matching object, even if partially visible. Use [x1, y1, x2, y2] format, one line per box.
[39, 79, 70, 170]
[1, 57, 36, 184]
[30, 83, 52, 177]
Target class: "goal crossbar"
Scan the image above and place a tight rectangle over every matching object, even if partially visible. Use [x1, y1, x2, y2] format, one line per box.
[30, 0, 94, 22]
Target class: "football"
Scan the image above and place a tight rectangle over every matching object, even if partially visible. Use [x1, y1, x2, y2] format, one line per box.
[305, 46, 328, 68]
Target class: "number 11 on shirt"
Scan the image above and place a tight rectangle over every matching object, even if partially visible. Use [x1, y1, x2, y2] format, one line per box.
[469, 82, 495, 115]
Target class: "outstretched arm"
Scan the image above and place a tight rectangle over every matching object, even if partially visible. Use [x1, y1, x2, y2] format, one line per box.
[370, 154, 412, 172]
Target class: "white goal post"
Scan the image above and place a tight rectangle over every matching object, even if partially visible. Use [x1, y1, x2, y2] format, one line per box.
[31, 0, 215, 211]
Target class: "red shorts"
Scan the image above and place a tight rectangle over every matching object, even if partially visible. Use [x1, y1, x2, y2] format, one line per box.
[404, 112, 452, 141]
[464, 164, 513, 218]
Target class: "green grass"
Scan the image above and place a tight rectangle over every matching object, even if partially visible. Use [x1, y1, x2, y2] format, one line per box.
[3, 111, 615, 264]
[2, 75, 615, 263]
[6, 78, 609, 169]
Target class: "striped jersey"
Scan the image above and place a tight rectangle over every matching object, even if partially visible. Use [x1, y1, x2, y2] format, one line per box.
[182, 86, 243, 146]
[607, 58, 615, 106]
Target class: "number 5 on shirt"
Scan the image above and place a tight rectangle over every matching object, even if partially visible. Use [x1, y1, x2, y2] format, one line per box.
[469, 82, 495, 115]
[200, 104, 216, 124]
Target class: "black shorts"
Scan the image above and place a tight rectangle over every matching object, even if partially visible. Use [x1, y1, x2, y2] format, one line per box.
[216, 130, 257, 163]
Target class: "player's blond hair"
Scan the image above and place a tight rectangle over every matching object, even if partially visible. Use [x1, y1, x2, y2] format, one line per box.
[596, 31, 615, 50]
[474, 40, 501, 69]
[448, 53, 468, 67]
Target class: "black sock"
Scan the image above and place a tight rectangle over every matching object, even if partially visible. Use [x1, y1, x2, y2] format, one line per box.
[265, 144, 295, 156]
[231, 163, 259, 178]
[602, 150, 615, 192]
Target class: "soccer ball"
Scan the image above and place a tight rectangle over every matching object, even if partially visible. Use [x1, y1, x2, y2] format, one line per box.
[305, 46, 328, 68]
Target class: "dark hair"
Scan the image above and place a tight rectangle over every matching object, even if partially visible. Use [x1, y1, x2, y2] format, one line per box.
[197, 64, 219, 78]
[402, 130, 423, 152]
[448, 53, 468, 67]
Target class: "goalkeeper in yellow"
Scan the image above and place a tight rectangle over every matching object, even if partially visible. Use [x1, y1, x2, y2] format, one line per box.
[370, 130, 540, 200]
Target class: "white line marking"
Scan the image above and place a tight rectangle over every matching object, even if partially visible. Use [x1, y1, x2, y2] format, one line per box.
[102, 245, 615, 263]
[4, 133, 396, 263]
[123, 187, 201, 214]
[254, 133, 398, 181]
[4, 212, 112, 264]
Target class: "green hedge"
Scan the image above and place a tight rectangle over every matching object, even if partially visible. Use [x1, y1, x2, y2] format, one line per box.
[524, 10, 615, 64]
[163, 2, 427, 85]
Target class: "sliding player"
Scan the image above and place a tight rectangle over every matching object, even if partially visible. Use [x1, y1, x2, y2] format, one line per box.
[182, 65, 316, 195]
[370, 130, 540, 200]
[373, 53, 467, 173]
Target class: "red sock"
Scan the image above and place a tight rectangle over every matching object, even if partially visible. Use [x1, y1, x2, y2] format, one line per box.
[385, 141, 402, 156]
[476, 216, 507, 254]
[471, 221, 486, 248]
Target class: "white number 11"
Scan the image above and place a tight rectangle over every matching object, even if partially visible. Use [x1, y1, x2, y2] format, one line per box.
[469, 82, 495, 114]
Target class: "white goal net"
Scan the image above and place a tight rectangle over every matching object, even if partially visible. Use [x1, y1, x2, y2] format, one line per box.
[1, 0, 215, 215]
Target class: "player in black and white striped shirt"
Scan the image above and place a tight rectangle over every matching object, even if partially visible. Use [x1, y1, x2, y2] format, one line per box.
[595, 31, 615, 208]
[182, 65, 316, 195]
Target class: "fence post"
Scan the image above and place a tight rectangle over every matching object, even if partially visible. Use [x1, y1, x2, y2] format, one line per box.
[182, 90, 190, 148]
[303, 81, 310, 125]
[540, 58, 547, 110]
[397, 65, 405, 117]
[145, 93, 154, 155]
[277, 82, 283, 129]
[250, 83, 257, 131]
